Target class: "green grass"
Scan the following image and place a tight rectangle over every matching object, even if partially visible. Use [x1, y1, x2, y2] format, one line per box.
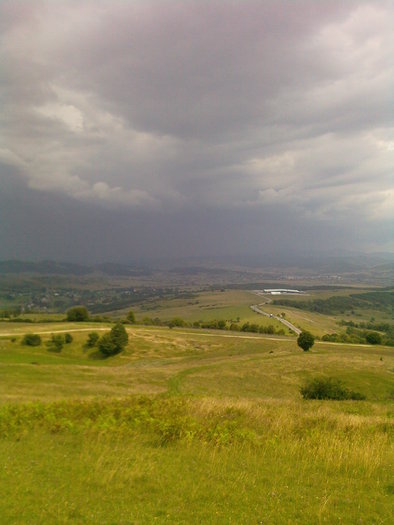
[131, 287, 393, 338]
[133, 290, 291, 331]
[268, 287, 393, 334]
[0, 321, 393, 523]
[0, 323, 393, 402]
[0, 398, 392, 524]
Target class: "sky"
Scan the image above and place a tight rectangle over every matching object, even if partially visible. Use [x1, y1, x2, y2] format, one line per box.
[1, 0, 393, 263]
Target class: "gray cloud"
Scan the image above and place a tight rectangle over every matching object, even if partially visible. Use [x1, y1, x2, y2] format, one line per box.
[1, 0, 393, 260]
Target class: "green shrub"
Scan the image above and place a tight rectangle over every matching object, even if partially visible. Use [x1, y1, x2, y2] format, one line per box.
[300, 377, 366, 400]
[297, 331, 315, 351]
[126, 310, 136, 323]
[110, 322, 128, 350]
[46, 334, 64, 353]
[98, 323, 128, 356]
[22, 333, 42, 346]
[259, 324, 275, 334]
[365, 331, 382, 345]
[241, 322, 259, 333]
[98, 333, 115, 356]
[168, 317, 186, 328]
[66, 306, 89, 322]
[64, 333, 73, 344]
[86, 331, 100, 347]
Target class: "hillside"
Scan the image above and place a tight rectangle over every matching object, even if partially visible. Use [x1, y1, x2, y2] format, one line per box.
[0, 321, 392, 523]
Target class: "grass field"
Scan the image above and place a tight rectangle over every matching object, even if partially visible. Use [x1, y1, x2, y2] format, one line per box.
[132, 290, 291, 331]
[0, 322, 393, 523]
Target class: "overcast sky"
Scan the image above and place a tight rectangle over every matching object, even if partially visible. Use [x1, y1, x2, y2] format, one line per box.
[1, 0, 393, 263]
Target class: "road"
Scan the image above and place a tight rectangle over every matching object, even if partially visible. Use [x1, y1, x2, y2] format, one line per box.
[250, 305, 301, 335]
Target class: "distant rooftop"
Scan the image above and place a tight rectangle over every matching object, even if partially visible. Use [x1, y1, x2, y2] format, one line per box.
[263, 289, 304, 294]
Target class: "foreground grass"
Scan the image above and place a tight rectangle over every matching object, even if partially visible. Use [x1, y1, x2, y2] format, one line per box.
[0, 396, 392, 524]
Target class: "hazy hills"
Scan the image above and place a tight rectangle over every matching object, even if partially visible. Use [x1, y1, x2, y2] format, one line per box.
[0, 254, 393, 285]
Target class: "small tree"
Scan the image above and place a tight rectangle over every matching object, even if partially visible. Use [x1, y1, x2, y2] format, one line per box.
[297, 331, 315, 351]
[98, 323, 128, 356]
[110, 322, 128, 352]
[66, 306, 89, 322]
[98, 333, 116, 356]
[86, 331, 99, 347]
[126, 310, 136, 324]
[64, 333, 73, 344]
[22, 333, 42, 346]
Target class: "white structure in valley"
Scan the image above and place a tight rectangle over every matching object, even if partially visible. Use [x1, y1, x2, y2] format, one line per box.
[252, 289, 305, 296]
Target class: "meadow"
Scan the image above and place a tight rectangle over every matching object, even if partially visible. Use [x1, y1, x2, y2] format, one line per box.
[0, 320, 393, 523]
[129, 286, 393, 338]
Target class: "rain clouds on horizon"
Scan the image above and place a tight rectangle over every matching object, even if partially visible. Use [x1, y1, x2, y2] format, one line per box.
[1, 0, 393, 262]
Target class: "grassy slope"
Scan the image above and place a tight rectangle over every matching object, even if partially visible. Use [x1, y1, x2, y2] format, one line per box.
[7, 286, 391, 338]
[133, 290, 291, 331]
[131, 287, 393, 337]
[1, 323, 392, 401]
[264, 288, 393, 336]
[0, 322, 393, 524]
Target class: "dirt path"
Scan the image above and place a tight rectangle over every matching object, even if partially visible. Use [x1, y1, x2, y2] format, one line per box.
[0, 327, 110, 337]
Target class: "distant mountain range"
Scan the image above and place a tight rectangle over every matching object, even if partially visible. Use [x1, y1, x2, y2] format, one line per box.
[0, 253, 393, 277]
[0, 260, 151, 276]
[211, 253, 394, 271]
[165, 253, 394, 275]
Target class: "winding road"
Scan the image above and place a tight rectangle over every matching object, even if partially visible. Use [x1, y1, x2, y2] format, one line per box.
[250, 304, 301, 335]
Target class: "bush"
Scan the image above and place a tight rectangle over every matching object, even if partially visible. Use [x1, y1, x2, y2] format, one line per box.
[259, 324, 274, 334]
[86, 331, 100, 347]
[64, 333, 73, 344]
[297, 331, 315, 351]
[98, 323, 128, 356]
[46, 334, 64, 353]
[22, 333, 42, 346]
[66, 306, 89, 322]
[110, 322, 128, 350]
[322, 333, 339, 342]
[126, 310, 136, 323]
[98, 333, 116, 356]
[300, 377, 366, 400]
[241, 322, 259, 333]
[365, 331, 382, 345]
[168, 317, 186, 328]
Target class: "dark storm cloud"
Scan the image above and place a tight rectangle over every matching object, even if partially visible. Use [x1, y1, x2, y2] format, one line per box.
[0, 0, 393, 260]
